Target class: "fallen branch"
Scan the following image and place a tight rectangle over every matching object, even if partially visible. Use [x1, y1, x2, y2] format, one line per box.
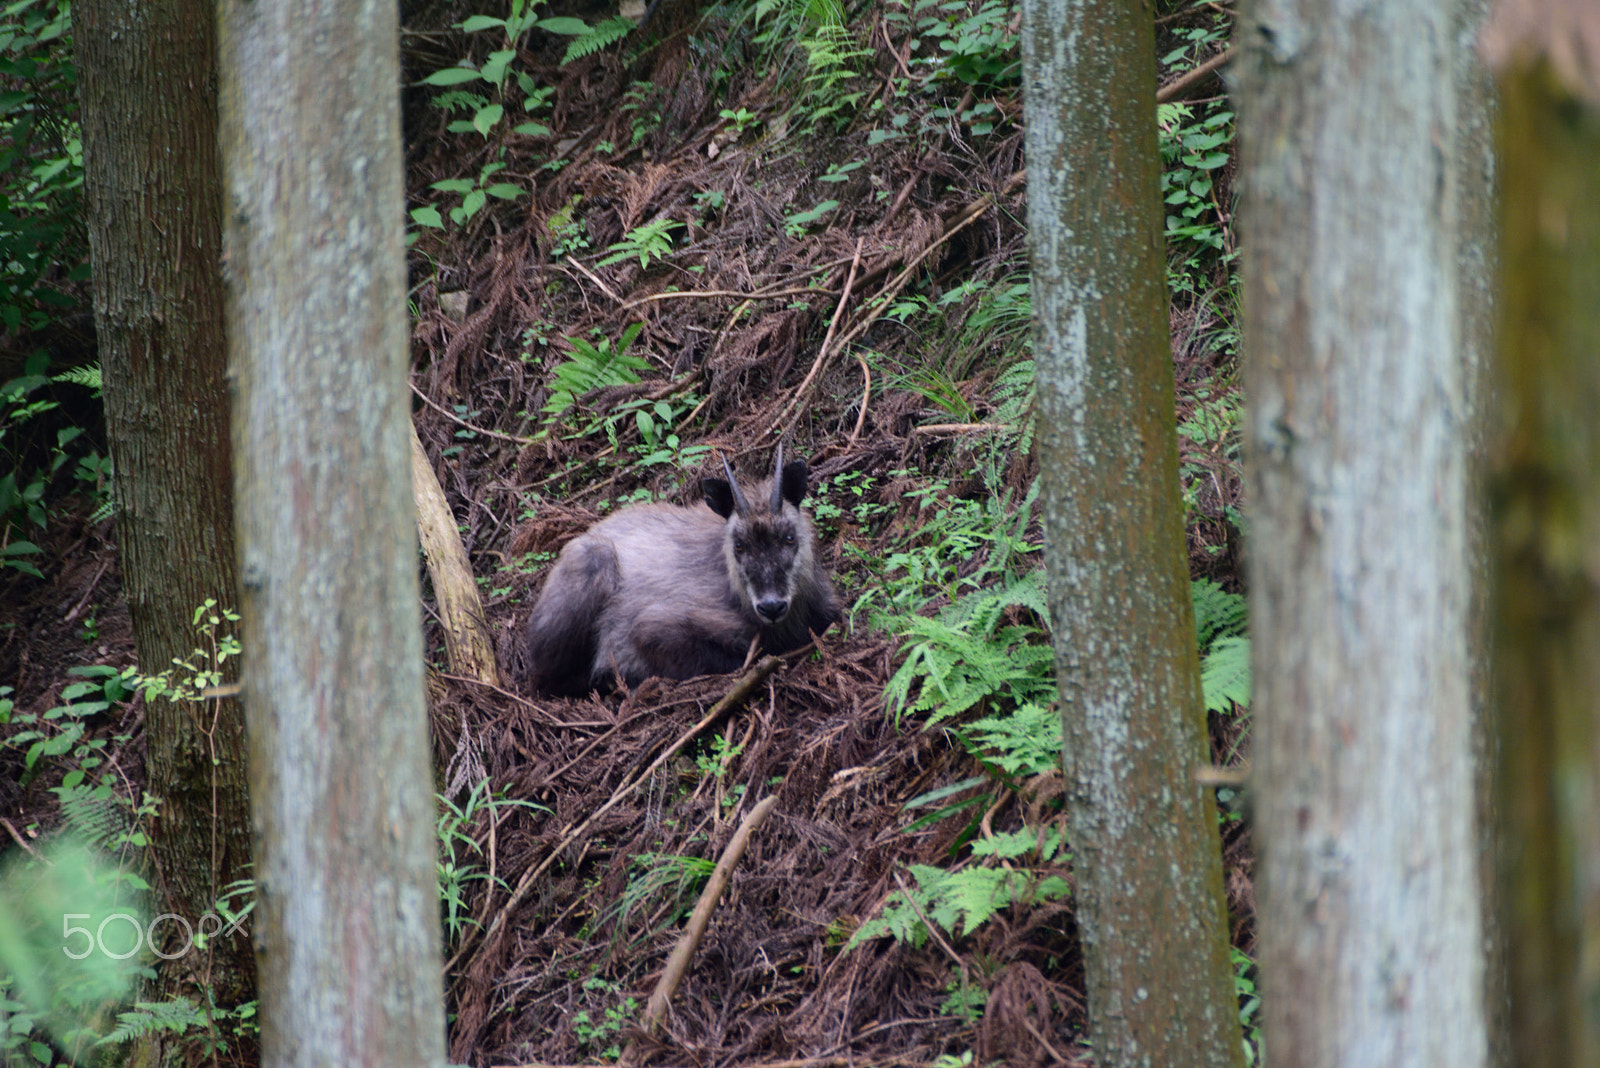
[848, 352, 872, 444]
[910, 421, 1013, 436]
[627, 794, 781, 1059]
[1155, 47, 1235, 104]
[620, 284, 836, 311]
[411, 422, 501, 686]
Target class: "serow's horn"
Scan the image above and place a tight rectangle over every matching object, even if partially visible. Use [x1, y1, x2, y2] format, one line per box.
[723, 454, 752, 515]
[769, 441, 785, 512]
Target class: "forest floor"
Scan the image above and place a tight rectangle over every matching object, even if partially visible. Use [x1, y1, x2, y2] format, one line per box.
[0, 1, 1247, 1065]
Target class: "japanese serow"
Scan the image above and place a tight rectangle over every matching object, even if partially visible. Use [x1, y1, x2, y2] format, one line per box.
[524, 446, 842, 696]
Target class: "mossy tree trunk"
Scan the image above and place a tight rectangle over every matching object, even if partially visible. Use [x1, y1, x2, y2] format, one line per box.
[75, 0, 255, 1005]
[1020, 4, 1244, 1065]
[1480, 5, 1600, 1062]
[217, 0, 447, 1062]
[1239, 0, 1488, 1062]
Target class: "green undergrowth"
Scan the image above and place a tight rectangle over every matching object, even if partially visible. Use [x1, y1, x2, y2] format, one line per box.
[0, 602, 539, 1064]
[832, 353, 1249, 1024]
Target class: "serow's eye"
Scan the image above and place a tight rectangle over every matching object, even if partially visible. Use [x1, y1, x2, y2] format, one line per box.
[734, 540, 747, 555]
[782, 533, 796, 546]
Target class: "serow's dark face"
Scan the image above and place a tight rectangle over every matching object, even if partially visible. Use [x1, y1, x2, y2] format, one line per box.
[729, 513, 800, 624]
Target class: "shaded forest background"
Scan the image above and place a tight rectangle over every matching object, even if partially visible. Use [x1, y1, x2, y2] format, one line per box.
[0, 0, 1250, 1064]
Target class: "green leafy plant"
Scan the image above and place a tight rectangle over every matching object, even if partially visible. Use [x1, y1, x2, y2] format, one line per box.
[597, 218, 682, 270]
[416, 160, 523, 229]
[1191, 577, 1250, 714]
[436, 780, 545, 944]
[783, 198, 838, 237]
[606, 853, 715, 944]
[846, 827, 1069, 950]
[882, 568, 1053, 728]
[569, 977, 639, 1061]
[550, 15, 635, 65]
[420, 0, 559, 138]
[0, 0, 87, 335]
[746, 0, 870, 131]
[540, 323, 650, 429]
[1234, 947, 1262, 1065]
[0, 841, 147, 1061]
[718, 106, 758, 134]
[910, 0, 1019, 88]
[1, 349, 114, 568]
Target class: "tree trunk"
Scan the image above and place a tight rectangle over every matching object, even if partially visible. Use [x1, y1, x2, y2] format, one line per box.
[75, 0, 254, 1005]
[1239, 1, 1487, 1063]
[1480, 5, 1600, 1062]
[1454, 1, 1504, 1062]
[1021, 4, 1244, 1065]
[217, 0, 447, 1062]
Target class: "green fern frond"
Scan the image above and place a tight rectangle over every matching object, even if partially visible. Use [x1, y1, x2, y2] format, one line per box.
[97, 997, 208, 1047]
[1200, 634, 1251, 713]
[963, 701, 1060, 777]
[51, 365, 101, 392]
[57, 789, 129, 852]
[1190, 577, 1246, 650]
[541, 322, 649, 426]
[561, 16, 634, 65]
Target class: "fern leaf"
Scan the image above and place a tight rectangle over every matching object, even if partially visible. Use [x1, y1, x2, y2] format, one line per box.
[1191, 578, 1247, 650]
[561, 17, 634, 65]
[52, 365, 102, 391]
[97, 997, 207, 1047]
[1200, 634, 1251, 712]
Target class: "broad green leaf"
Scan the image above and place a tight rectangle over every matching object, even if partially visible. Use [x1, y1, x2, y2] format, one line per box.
[421, 66, 483, 86]
[536, 16, 590, 34]
[472, 103, 504, 136]
[481, 49, 516, 84]
[459, 14, 506, 32]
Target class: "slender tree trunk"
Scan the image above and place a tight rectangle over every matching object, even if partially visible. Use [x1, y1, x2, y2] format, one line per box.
[1239, 0, 1487, 1063]
[1480, 5, 1600, 1063]
[217, 0, 447, 1063]
[1021, 4, 1244, 1065]
[75, 0, 254, 1004]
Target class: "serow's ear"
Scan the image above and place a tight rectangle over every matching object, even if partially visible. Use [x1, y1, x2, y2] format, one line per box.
[703, 478, 736, 519]
[779, 460, 809, 507]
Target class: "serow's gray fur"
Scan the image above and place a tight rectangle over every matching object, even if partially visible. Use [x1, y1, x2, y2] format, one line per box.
[524, 446, 842, 696]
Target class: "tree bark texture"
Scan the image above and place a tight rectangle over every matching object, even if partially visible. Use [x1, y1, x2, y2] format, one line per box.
[1239, 1, 1487, 1064]
[217, 0, 447, 1063]
[1479, 6, 1600, 1060]
[1021, 4, 1244, 1065]
[75, 0, 254, 1003]
[1453, 0, 1504, 1061]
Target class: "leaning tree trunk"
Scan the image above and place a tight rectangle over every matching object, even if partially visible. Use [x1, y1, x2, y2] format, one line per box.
[1239, 0, 1488, 1063]
[217, 0, 447, 1062]
[1020, 3, 1244, 1064]
[1480, 4, 1600, 1063]
[75, 0, 254, 1005]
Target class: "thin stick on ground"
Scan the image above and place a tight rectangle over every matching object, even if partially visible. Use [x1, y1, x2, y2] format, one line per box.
[849, 352, 872, 443]
[774, 200, 991, 439]
[769, 238, 865, 437]
[628, 793, 781, 1057]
